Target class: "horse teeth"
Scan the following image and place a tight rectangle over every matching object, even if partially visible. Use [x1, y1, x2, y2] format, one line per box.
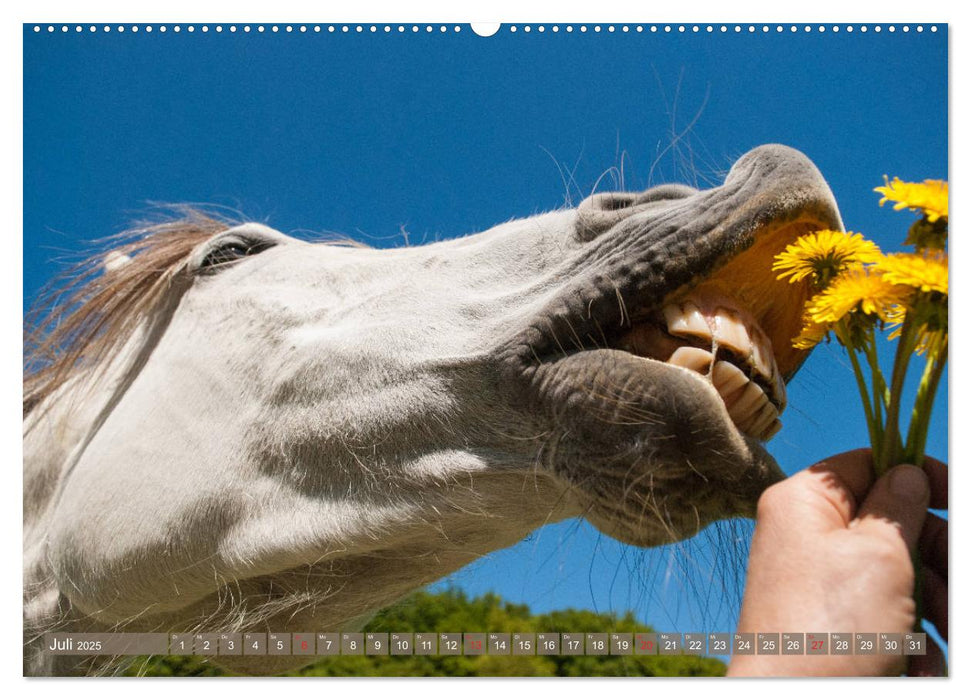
[711, 308, 752, 358]
[712, 360, 749, 396]
[664, 301, 756, 361]
[762, 419, 783, 440]
[666, 349, 782, 440]
[772, 371, 787, 412]
[750, 402, 778, 437]
[750, 336, 768, 378]
[728, 382, 766, 423]
[740, 394, 769, 426]
[662, 297, 786, 413]
[666, 346, 714, 373]
[663, 302, 710, 338]
[722, 378, 782, 441]
[733, 413, 756, 435]
[661, 295, 788, 440]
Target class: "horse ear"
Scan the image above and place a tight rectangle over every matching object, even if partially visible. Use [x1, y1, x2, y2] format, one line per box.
[103, 251, 132, 272]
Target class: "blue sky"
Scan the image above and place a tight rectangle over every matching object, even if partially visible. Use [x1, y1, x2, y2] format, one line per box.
[24, 24, 947, 635]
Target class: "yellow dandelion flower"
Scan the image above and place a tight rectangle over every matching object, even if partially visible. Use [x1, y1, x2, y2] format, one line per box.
[876, 252, 948, 296]
[885, 304, 947, 356]
[884, 305, 908, 341]
[807, 265, 912, 325]
[792, 315, 830, 350]
[874, 176, 948, 223]
[915, 328, 947, 356]
[773, 230, 883, 285]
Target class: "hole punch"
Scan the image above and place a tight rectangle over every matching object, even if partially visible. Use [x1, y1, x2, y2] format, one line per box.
[470, 24, 500, 37]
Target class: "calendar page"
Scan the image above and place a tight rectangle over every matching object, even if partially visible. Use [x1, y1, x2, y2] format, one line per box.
[22, 11, 948, 680]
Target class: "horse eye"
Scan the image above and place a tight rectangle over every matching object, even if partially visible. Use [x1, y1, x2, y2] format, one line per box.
[199, 240, 272, 270]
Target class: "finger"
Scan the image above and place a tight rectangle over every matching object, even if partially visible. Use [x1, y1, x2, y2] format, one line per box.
[919, 513, 948, 580]
[921, 455, 948, 510]
[908, 637, 946, 677]
[922, 565, 948, 642]
[854, 464, 930, 553]
[793, 448, 875, 525]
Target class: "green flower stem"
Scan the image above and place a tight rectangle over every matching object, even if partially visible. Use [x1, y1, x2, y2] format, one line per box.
[861, 328, 889, 462]
[905, 338, 947, 466]
[838, 321, 881, 463]
[880, 317, 919, 476]
[863, 330, 889, 421]
[899, 339, 946, 641]
[849, 348, 881, 463]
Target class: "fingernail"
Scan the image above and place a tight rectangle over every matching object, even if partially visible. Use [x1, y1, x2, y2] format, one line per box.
[889, 464, 929, 502]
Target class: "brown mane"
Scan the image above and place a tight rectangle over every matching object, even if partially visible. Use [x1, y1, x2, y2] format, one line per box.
[23, 208, 232, 415]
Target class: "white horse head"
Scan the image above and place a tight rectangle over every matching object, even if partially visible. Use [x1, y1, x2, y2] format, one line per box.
[24, 144, 841, 674]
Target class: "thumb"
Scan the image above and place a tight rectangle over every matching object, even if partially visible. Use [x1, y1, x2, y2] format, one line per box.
[854, 464, 931, 553]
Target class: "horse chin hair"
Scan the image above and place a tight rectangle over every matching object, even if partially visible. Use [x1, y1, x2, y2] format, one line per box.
[590, 517, 755, 644]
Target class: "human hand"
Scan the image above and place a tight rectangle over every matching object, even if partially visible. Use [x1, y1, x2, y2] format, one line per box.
[726, 449, 947, 676]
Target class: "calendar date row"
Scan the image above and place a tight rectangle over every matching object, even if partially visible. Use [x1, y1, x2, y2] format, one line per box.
[44, 631, 927, 657]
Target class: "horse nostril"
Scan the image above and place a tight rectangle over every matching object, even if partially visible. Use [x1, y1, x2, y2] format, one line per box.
[576, 185, 698, 241]
[585, 193, 639, 212]
[600, 195, 637, 211]
[575, 193, 641, 240]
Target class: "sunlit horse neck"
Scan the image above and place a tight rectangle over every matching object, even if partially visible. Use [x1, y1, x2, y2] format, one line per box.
[23, 145, 841, 675]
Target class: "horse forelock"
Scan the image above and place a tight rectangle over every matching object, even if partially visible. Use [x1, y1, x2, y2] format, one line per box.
[23, 208, 233, 417]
